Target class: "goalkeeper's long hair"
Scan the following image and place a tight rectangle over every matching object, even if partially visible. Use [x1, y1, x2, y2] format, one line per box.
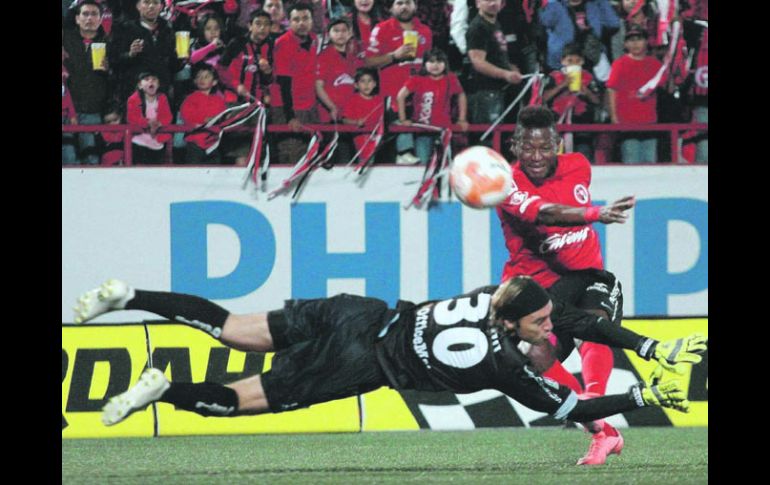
[489, 276, 533, 328]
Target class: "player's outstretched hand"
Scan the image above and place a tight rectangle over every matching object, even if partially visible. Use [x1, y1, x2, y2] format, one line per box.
[654, 333, 708, 374]
[645, 365, 690, 412]
[598, 196, 636, 224]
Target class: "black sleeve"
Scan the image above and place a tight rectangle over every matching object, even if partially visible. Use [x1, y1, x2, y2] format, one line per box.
[277, 75, 295, 120]
[108, 23, 136, 69]
[550, 301, 648, 351]
[219, 38, 242, 67]
[500, 360, 645, 422]
[566, 393, 642, 422]
[465, 21, 488, 52]
[499, 364, 578, 419]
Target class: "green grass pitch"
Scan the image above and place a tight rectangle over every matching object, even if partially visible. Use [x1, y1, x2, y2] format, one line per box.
[62, 427, 707, 484]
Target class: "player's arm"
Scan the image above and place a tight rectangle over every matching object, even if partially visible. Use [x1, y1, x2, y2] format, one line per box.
[551, 301, 708, 372]
[505, 363, 690, 423]
[536, 196, 636, 226]
[396, 86, 412, 123]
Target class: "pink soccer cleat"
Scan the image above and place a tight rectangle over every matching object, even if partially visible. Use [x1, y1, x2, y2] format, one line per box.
[576, 428, 624, 466]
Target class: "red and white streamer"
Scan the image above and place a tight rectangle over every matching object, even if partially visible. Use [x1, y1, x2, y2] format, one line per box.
[637, 20, 681, 98]
[406, 124, 453, 209]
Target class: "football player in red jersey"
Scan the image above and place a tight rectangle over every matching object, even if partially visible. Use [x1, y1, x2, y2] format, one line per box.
[496, 105, 636, 465]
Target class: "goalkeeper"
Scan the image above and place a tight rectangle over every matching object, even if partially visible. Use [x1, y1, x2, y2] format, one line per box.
[74, 276, 705, 446]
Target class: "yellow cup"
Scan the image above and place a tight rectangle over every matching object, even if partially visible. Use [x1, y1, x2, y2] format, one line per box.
[565, 64, 582, 93]
[403, 30, 418, 50]
[175, 31, 190, 59]
[91, 42, 106, 71]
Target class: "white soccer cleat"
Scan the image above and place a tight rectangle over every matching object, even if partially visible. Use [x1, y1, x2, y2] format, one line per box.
[101, 368, 170, 426]
[73, 279, 135, 324]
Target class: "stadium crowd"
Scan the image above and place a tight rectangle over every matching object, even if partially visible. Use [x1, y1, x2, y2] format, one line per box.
[61, 0, 708, 166]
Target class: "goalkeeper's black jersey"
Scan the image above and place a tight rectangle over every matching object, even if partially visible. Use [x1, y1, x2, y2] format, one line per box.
[375, 286, 577, 417]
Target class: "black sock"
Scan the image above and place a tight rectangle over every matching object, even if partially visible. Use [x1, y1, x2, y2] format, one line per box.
[160, 382, 239, 417]
[125, 290, 230, 339]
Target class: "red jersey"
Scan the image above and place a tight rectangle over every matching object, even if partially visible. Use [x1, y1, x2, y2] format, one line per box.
[357, 16, 373, 51]
[548, 69, 594, 117]
[225, 37, 274, 103]
[496, 153, 604, 288]
[272, 30, 320, 110]
[316, 45, 364, 121]
[341, 93, 384, 151]
[606, 54, 662, 123]
[366, 17, 432, 101]
[404, 73, 463, 127]
[126, 92, 173, 144]
[180, 91, 227, 150]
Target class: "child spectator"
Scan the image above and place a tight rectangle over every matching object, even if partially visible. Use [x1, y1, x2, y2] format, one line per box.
[395, 48, 468, 165]
[100, 107, 126, 166]
[316, 18, 363, 122]
[127, 71, 174, 164]
[180, 64, 228, 164]
[542, 43, 601, 160]
[190, 14, 232, 88]
[606, 25, 662, 164]
[539, 0, 620, 80]
[221, 11, 274, 104]
[341, 67, 385, 156]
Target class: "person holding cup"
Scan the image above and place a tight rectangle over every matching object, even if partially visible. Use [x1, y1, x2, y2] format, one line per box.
[110, 0, 182, 106]
[542, 43, 601, 160]
[364, 0, 432, 108]
[62, 0, 110, 165]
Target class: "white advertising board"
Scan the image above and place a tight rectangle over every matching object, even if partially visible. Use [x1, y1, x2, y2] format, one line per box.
[62, 166, 707, 322]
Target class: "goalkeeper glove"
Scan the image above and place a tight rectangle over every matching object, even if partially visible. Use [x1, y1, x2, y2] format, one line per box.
[629, 365, 690, 413]
[635, 333, 707, 373]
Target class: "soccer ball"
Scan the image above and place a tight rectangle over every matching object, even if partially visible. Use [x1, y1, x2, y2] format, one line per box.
[449, 146, 513, 209]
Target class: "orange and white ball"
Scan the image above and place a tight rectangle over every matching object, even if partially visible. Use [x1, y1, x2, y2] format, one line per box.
[449, 146, 513, 209]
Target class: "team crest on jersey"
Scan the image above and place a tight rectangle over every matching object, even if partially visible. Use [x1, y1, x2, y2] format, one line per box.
[333, 73, 355, 87]
[246, 64, 258, 73]
[509, 190, 528, 206]
[573, 184, 589, 204]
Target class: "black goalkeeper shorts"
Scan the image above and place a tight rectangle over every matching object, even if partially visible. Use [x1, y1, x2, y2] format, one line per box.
[260, 294, 392, 413]
[548, 269, 624, 361]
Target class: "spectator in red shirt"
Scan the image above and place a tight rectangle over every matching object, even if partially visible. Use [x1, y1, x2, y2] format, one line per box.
[606, 25, 662, 164]
[348, 0, 384, 53]
[395, 48, 468, 164]
[542, 44, 601, 161]
[341, 67, 385, 154]
[272, 3, 320, 164]
[365, 0, 433, 105]
[180, 64, 228, 164]
[315, 18, 364, 122]
[127, 72, 173, 164]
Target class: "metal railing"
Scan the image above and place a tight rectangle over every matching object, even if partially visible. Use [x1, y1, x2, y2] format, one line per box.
[61, 122, 708, 166]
